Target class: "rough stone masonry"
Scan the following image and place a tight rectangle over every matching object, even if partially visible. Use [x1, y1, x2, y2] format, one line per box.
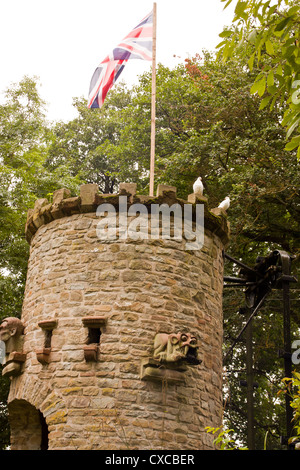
[5, 183, 229, 450]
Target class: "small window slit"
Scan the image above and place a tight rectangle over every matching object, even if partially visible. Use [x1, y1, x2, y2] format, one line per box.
[86, 327, 101, 345]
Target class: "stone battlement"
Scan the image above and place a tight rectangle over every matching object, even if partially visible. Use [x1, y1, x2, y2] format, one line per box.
[25, 183, 230, 246]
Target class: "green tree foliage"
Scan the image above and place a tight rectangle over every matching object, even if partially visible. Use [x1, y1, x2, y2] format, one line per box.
[0, 76, 49, 319]
[0, 77, 80, 319]
[0, 77, 80, 449]
[217, 0, 300, 158]
[46, 86, 136, 193]
[289, 372, 300, 444]
[279, 372, 300, 447]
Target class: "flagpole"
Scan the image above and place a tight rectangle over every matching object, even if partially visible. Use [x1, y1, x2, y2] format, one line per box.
[149, 2, 157, 197]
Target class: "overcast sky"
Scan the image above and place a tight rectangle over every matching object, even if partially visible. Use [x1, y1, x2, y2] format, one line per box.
[1, 0, 236, 122]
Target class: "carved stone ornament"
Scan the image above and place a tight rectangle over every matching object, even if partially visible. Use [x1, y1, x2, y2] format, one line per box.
[141, 332, 201, 383]
[83, 344, 98, 362]
[153, 332, 201, 365]
[0, 317, 26, 377]
[36, 348, 51, 365]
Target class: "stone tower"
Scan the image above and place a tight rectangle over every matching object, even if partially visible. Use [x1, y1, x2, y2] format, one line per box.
[3, 183, 229, 450]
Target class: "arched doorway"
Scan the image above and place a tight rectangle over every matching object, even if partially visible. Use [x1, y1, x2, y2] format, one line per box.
[8, 399, 49, 450]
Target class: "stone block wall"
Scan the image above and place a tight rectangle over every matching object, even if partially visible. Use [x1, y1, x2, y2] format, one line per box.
[6, 184, 229, 450]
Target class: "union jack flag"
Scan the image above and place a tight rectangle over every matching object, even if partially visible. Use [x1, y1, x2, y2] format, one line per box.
[88, 10, 153, 109]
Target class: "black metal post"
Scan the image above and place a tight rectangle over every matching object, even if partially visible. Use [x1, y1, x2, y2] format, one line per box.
[246, 309, 255, 450]
[282, 279, 293, 444]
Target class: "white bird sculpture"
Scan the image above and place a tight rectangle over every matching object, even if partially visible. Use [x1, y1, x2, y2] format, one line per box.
[218, 196, 230, 211]
[193, 177, 204, 196]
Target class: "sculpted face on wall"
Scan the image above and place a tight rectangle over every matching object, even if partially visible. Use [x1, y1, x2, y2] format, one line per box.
[0, 317, 26, 377]
[0, 317, 24, 351]
[153, 332, 201, 365]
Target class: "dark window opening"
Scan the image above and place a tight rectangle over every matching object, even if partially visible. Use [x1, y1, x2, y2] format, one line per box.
[44, 329, 53, 349]
[39, 411, 49, 450]
[87, 327, 101, 345]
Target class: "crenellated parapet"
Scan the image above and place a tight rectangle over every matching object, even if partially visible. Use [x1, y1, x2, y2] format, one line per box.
[25, 183, 230, 246]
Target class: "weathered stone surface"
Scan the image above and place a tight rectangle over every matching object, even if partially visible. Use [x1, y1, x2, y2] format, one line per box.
[187, 193, 208, 204]
[119, 183, 137, 197]
[83, 344, 98, 362]
[24, 185, 229, 248]
[211, 207, 228, 217]
[140, 358, 187, 383]
[53, 188, 71, 205]
[34, 198, 49, 211]
[0, 317, 25, 377]
[38, 320, 57, 330]
[82, 316, 107, 327]
[80, 184, 99, 212]
[36, 348, 51, 365]
[156, 184, 177, 197]
[60, 197, 81, 215]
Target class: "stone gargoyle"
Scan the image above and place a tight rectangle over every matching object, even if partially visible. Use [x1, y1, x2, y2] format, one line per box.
[0, 317, 26, 377]
[153, 332, 201, 365]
